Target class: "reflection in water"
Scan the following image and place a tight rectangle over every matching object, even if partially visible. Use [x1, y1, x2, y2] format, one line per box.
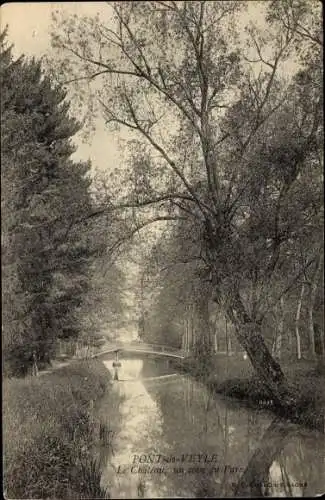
[97, 357, 325, 498]
[234, 418, 293, 497]
[101, 360, 171, 498]
[235, 417, 325, 498]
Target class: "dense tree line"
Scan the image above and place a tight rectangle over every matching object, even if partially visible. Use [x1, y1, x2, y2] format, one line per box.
[49, 0, 323, 407]
[139, 212, 323, 363]
[137, 217, 241, 356]
[137, 217, 214, 354]
[1, 31, 124, 376]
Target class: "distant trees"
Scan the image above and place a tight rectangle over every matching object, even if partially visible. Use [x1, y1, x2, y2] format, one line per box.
[138, 217, 213, 353]
[49, 1, 323, 406]
[138, 216, 240, 357]
[78, 254, 126, 342]
[1, 30, 124, 376]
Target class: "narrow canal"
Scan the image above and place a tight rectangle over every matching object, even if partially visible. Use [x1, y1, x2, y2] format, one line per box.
[95, 356, 324, 498]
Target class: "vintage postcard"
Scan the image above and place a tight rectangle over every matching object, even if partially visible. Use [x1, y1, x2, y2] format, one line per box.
[2, 1, 324, 498]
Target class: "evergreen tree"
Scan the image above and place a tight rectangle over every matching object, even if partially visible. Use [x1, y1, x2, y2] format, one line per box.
[1, 31, 94, 375]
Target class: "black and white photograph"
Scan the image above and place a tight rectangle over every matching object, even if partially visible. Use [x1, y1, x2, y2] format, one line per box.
[1, 1, 324, 498]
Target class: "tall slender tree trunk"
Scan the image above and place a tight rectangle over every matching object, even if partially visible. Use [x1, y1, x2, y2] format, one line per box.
[194, 294, 212, 357]
[182, 316, 186, 351]
[272, 297, 284, 360]
[272, 315, 278, 358]
[182, 307, 188, 351]
[287, 328, 293, 351]
[213, 315, 218, 352]
[295, 284, 304, 361]
[307, 299, 315, 359]
[307, 255, 322, 359]
[225, 315, 230, 377]
[319, 328, 325, 358]
[191, 302, 195, 351]
[214, 327, 218, 352]
[186, 312, 189, 352]
[189, 306, 192, 352]
[228, 332, 232, 355]
[225, 315, 229, 356]
[225, 317, 233, 355]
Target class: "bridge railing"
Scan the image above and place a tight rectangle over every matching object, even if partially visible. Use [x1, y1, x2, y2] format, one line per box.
[96, 341, 186, 356]
[122, 342, 185, 354]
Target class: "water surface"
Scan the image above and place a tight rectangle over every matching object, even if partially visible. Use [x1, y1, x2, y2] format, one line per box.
[96, 356, 324, 498]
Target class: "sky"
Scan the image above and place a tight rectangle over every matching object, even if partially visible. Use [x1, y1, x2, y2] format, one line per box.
[0, 1, 274, 176]
[1, 1, 296, 173]
[1, 2, 121, 173]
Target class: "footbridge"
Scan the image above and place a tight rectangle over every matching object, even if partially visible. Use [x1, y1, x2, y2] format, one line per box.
[93, 341, 187, 360]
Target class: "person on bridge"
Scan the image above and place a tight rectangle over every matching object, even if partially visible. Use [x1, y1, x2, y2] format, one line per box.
[137, 479, 146, 498]
[31, 350, 39, 376]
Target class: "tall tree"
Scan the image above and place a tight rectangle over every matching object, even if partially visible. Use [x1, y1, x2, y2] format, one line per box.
[1, 31, 95, 375]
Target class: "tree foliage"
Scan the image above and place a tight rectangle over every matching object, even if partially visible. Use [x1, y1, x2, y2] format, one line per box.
[1, 30, 123, 375]
[49, 1, 323, 404]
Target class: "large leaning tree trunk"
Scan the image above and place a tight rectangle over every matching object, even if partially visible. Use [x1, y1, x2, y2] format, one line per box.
[225, 292, 293, 406]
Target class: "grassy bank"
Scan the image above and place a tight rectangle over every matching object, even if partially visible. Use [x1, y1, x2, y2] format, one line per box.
[172, 355, 325, 433]
[3, 359, 118, 499]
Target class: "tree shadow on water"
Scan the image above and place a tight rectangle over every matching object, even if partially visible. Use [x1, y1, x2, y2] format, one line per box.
[233, 418, 305, 498]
